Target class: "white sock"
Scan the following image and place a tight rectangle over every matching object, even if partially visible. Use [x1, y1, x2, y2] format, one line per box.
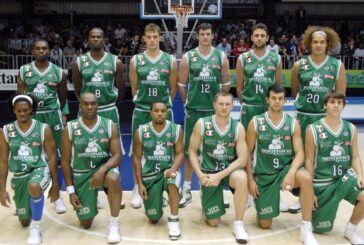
[346, 222, 357, 231]
[31, 220, 41, 226]
[183, 181, 191, 190]
[234, 220, 244, 226]
[134, 184, 138, 190]
[302, 220, 312, 228]
[110, 216, 118, 223]
[169, 215, 179, 220]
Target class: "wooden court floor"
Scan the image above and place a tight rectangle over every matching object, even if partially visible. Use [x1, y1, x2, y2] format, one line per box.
[0, 133, 363, 245]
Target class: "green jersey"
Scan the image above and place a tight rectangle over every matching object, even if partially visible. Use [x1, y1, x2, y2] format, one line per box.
[239, 50, 281, 105]
[3, 119, 47, 173]
[133, 51, 173, 110]
[294, 55, 341, 113]
[20, 61, 63, 112]
[200, 115, 241, 172]
[309, 119, 354, 185]
[186, 48, 224, 110]
[139, 120, 180, 178]
[77, 52, 118, 107]
[68, 116, 112, 171]
[253, 112, 295, 175]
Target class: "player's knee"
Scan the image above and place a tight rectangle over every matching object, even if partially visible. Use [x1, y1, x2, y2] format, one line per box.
[356, 192, 364, 204]
[297, 170, 312, 185]
[19, 219, 31, 227]
[206, 218, 220, 227]
[27, 182, 42, 197]
[231, 170, 247, 187]
[259, 219, 272, 229]
[105, 173, 120, 190]
[80, 220, 93, 229]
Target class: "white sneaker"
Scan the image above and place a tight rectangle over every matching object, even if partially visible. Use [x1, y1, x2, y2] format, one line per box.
[27, 223, 42, 245]
[289, 200, 302, 213]
[54, 197, 67, 214]
[97, 197, 104, 209]
[300, 223, 319, 245]
[279, 199, 289, 212]
[233, 220, 249, 244]
[179, 189, 192, 208]
[120, 200, 125, 209]
[107, 220, 122, 244]
[168, 217, 181, 241]
[131, 188, 142, 209]
[344, 226, 364, 245]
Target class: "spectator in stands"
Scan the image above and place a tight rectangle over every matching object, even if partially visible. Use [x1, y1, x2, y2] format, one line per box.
[63, 39, 76, 70]
[129, 33, 140, 55]
[137, 36, 147, 53]
[342, 38, 356, 69]
[114, 23, 126, 40]
[353, 42, 364, 69]
[267, 39, 279, 53]
[232, 38, 250, 56]
[103, 36, 113, 53]
[217, 37, 232, 56]
[50, 43, 63, 67]
[297, 34, 309, 57]
[330, 40, 342, 56]
[278, 34, 290, 68]
[295, 6, 306, 33]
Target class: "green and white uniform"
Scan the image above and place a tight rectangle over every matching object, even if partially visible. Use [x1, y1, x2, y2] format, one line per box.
[3, 120, 50, 220]
[238, 50, 281, 129]
[67, 116, 120, 221]
[199, 115, 241, 220]
[184, 48, 225, 155]
[20, 61, 64, 158]
[294, 55, 341, 140]
[309, 119, 362, 233]
[138, 120, 181, 221]
[77, 52, 121, 129]
[130, 51, 174, 156]
[252, 112, 296, 219]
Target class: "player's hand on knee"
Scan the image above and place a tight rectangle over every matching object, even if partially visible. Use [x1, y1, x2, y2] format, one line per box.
[248, 179, 259, 199]
[48, 183, 60, 203]
[69, 193, 83, 209]
[164, 168, 176, 179]
[313, 195, 318, 210]
[281, 171, 295, 192]
[205, 173, 221, 187]
[357, 177, 364, 188]
[0, 190, 11, 207]
[138, 184, 148, 200]
[90, 168, 106, 189]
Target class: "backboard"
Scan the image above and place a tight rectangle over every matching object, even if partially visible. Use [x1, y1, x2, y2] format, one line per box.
[140, 0, 222, 20]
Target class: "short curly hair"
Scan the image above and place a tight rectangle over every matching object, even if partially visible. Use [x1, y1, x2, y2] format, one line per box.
[303, 26, 340, 54]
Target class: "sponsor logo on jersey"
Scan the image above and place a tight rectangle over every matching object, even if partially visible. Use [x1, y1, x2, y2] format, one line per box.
[7, 124, 14, 131]
[324, 74, 334, 80]
[344, 141, 351, 146]
[191, 57, 197, 62]
[166, 132, 171, 137]
[160, 68, 169, 73]
[8, 132, 16, 137]
[26, 72, 33, 77]
[143, 125, 149, 132]
[199, 64, 212, 77]
[100, 138, 109, 143]
[144, 132, 151, 138]
[24, 65, 32, 72]
[259, 125, 266, 131]
[301, 59, 307, 65]
[316, 125, 323, 133]
[319, 133, 327, 139]
[146, 68, 160, 81]
[246, 58, 251, 63]
[99, 129, 104, 134]
[258, 117, 265, 125]
[206, 130, 213, 136]
[285, 136, 291, 141]
[74, 129, 82, 136]
[31, 132, 39, 137]
[343, 131, 349, 136]
[104, 69, 113, 74]
[205, 122, 212, 129]
[54, 124, 61, 130]
[212, 64, 220, 69]
[32, 141, 41, 146]
[81, 56, 88, 62]
[268, 65, 276, 71]
[284, 126, 289, 131]
[72, 122, 79, 129]
[48, 81, 57, 86]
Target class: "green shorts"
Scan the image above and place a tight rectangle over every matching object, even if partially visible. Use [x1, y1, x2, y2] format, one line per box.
[296, 112, 324, 143]
[129, 107, 173, 156]
[254, 165, 291, 219]
[240, 104, 267, 130]
[33, 110, 63, 159]
[142, 171, 181, 221]
[313, 170, 363, 233]
[73, 167, 120, 221]
[201, 171, 232, 220]
[184, 109, 214, 156]
[11, 167, 51, 220]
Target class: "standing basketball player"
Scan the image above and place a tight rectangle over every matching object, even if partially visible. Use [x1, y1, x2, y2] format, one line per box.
[17, 39, 68, 214]
[129, 23, 178, 208]
[178, 22, 230, 207]
[290, 25, 347, 213]
[306, 90, 364, 244]
[72, 27, 125, 208]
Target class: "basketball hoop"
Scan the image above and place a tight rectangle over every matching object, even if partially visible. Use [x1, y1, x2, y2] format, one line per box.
[171, 5, 193, 28]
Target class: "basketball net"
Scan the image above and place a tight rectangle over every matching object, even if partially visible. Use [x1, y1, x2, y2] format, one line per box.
[171, 5, 193, 28]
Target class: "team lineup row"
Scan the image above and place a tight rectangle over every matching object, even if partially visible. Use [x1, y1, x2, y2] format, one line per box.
[0, 22, 363, 245]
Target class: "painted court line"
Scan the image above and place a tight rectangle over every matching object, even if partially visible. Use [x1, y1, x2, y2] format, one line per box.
[44, 208, 300, 244]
